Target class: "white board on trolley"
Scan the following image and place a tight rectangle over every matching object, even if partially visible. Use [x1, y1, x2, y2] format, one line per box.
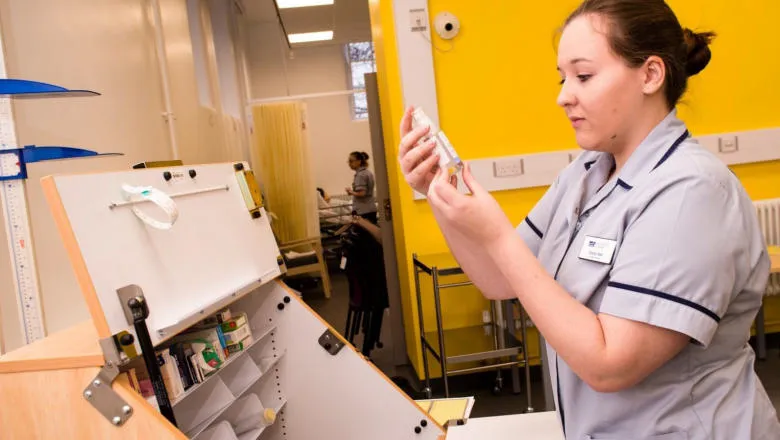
[41, 161, 283, 346]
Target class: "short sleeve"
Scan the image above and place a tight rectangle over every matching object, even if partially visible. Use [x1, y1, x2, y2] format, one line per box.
[599, 177, 743, 347]
[353, 172, 369, 191]
[517, 175, 562, 257]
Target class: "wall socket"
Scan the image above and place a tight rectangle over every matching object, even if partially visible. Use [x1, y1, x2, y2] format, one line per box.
[718, 135, 739, 153]
[493, 157, 524, 178]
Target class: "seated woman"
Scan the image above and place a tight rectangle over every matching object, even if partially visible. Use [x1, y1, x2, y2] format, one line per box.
[317, 187, 351, 225]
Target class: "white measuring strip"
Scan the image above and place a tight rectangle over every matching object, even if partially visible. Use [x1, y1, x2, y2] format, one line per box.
[120, 184, 180, 230]
[0, 32, 46, 349]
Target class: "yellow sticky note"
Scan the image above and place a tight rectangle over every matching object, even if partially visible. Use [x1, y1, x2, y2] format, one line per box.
[416, 400, 433, 412]
[428, 399, 469, 424]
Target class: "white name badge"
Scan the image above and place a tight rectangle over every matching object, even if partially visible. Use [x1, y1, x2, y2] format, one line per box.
[579, 236, 617, 264]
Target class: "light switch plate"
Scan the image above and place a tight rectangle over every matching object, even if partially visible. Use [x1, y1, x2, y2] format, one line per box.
[409, 8, 427, 32]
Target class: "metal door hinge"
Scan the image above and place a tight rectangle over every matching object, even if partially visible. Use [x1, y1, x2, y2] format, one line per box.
[83, 337, 133, 426]
[383, 198, 392, 221]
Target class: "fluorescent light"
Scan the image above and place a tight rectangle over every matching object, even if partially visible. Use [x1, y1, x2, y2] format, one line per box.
[288, 31, 334, 44]
[277, 0, 333, 9]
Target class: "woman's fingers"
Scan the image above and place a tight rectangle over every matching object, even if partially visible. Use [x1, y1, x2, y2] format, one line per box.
[400, 138, 436, 174]
[427, 167, 446, 198]
[428, 169, 456, 220]
[426, 178, 442, 208]
[433, 170, 460, 206]
[406, 150, 440, 187]
[398, 106, 445, 195]
[398, 106, 429, 159]
[462, 162, 485, 196]
[398, 125, 431, 163]
[400, 106, 414, 137]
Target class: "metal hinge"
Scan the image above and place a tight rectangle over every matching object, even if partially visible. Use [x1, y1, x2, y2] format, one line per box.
[83, 337, 134, 426]
[318, 329, 345, 355]
[383, 198, 392, 221]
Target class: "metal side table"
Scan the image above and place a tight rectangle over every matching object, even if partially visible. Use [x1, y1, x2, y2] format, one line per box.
[413, 252, 535, 412]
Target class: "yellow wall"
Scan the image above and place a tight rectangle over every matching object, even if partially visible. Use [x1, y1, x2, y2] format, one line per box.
[371, 0, 780, 379]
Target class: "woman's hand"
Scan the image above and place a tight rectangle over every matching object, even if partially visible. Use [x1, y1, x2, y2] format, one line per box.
[427, 162, 515, 246]
[351, 215, 382, 244]
[398, 106, 440, 194]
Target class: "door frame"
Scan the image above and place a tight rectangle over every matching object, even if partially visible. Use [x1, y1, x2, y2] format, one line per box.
[365, 72, 408, 368]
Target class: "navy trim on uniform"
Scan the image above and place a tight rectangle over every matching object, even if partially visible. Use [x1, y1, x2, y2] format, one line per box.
[584, 160, 597, 171]
[616, 179, 633, 190]
[607, 281, 720, 323]
[652, 130, 690, 171]
[556, 356, 566, 436]
[525, 217, 543, 239]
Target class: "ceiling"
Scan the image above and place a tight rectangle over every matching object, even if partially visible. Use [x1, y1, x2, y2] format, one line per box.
[239, 0, 372, 45]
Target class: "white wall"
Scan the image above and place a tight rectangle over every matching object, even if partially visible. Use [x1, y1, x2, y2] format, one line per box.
[246, 22, 373, 196]
[0, 0, 172, 352]
[0, 0, 249, 353]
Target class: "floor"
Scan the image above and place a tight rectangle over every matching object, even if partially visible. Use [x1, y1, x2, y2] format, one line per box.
[297, 271, 780, 419]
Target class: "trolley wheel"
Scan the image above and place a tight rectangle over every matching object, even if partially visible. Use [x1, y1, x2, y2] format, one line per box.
[422, 387, 433, 399]
[492, 376, 504, 395]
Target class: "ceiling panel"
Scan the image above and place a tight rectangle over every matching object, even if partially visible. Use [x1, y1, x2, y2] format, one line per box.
[240, 0, 371, 45]
[278, 5, 335, 34]
[241, 0, 278, 23]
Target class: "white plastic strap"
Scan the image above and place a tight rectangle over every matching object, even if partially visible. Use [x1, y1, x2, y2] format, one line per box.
[121, 184, 179, 230]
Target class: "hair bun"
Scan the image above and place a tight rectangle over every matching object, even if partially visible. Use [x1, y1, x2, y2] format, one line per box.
[683, 28, 716, 76]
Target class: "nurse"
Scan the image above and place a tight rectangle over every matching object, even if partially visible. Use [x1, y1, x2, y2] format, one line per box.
[346, 151, 378, 224]
[397, 0, 780, 439]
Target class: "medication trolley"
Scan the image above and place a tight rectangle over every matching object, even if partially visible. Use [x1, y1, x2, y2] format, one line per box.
[0, 162, 564, 439]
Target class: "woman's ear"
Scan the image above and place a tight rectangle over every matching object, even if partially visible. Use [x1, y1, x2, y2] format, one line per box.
[641, 55, 666, 95]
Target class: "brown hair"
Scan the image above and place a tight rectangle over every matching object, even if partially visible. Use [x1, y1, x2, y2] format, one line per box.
[350, 151, 369, 166]
[563, 0, 715, 109]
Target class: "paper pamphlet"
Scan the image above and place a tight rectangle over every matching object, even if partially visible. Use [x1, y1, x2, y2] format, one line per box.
[415, 396, 475, 426]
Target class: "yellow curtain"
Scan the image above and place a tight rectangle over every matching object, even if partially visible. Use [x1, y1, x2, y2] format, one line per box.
[250, 101, 318, 245]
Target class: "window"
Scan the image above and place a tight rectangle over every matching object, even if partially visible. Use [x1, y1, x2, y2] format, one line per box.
[186, 0, 213, 108]
[345, 42, 376, 120]
[209, 0, 241, 118]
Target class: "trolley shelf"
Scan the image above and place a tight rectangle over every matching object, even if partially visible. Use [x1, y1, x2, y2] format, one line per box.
[413, 252, 535, 410]
[413, 252, 465, 277]
[422, 324, 523, 365]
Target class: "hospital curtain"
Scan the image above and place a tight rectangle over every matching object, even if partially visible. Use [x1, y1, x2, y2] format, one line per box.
[249, 101, 318, 246]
